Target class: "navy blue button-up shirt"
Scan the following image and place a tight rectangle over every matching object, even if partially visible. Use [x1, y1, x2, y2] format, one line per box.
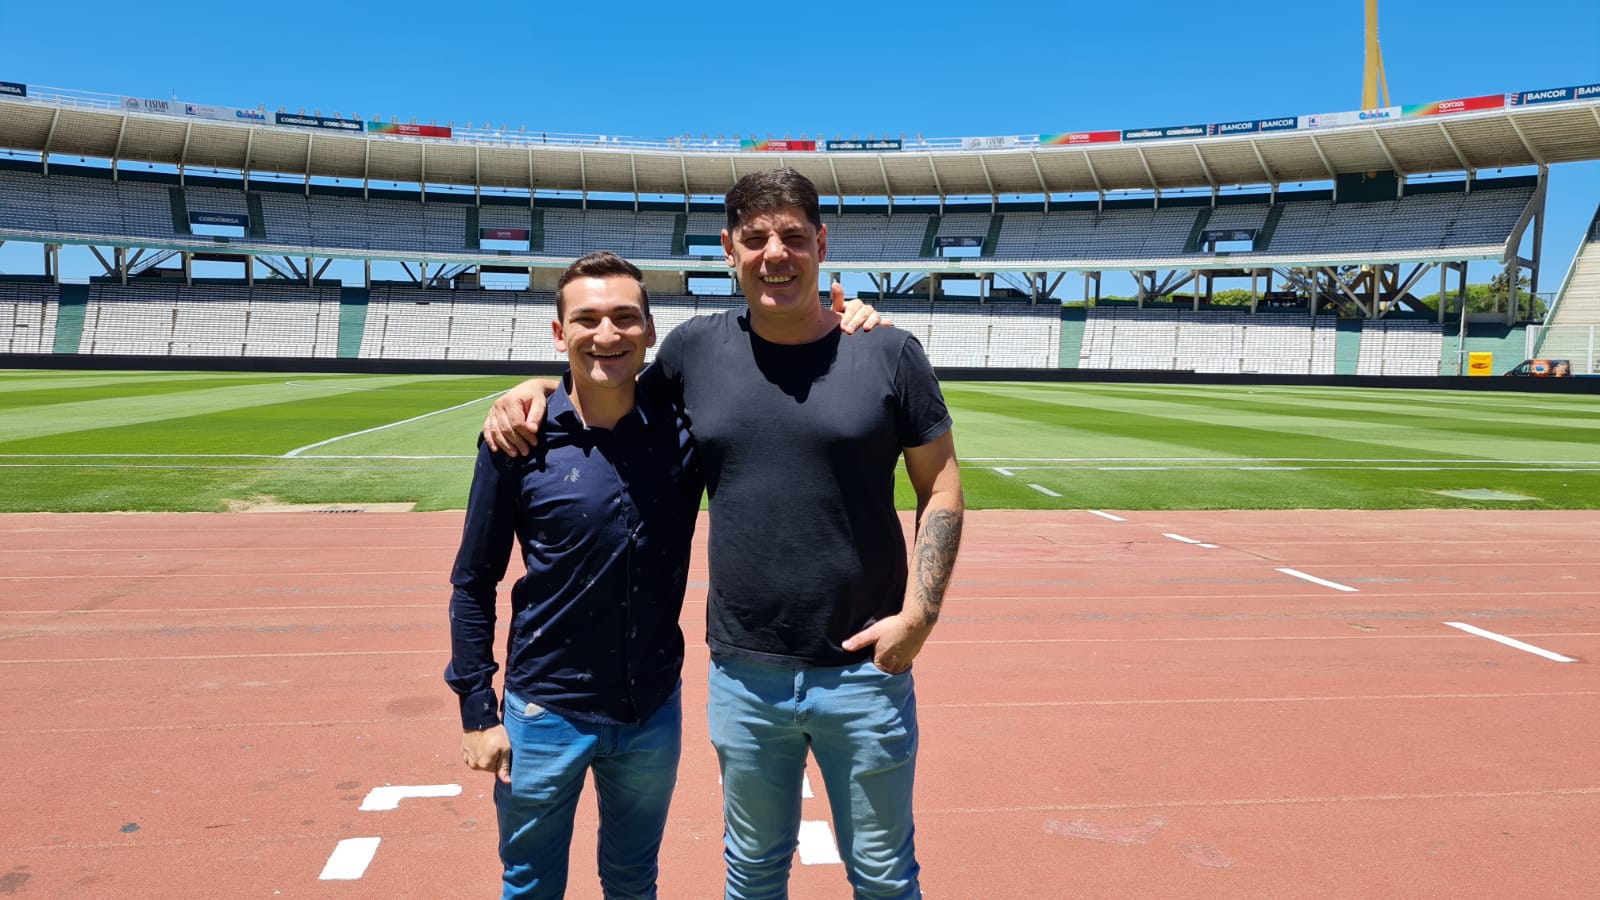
[445, 376, 702, 730]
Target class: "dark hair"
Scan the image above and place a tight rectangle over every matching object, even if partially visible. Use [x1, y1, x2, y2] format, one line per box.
[724, 167, 823, 233]
[555, 250, 650, 319]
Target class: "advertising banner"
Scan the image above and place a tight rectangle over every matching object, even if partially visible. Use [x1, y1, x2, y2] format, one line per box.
[1208, 117, 1297, 136]
[1298, 106, 1399, 129]
[189, 212, 248, 228]
[1122, 123, 1208, 142]
[0, 81, 25, 98]
[122, 96, 184, 117]
[1467, 352, 1493, 376]
[480, 228, 529, 241]
[275, 112, 365, 133]
[1040, 131, 1120, 145]
[740, 139, 817, 151]
[185, 103, 270, 125]
[825, 139, 902, 151]
[961, 135, 1020, 151]
[1512, 83, 1600, 105]
[370, 122, 453, 138]
[1402, 94, 1505, 117]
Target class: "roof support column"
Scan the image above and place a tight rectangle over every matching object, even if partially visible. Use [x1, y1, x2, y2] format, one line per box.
[179, 120, 193, 186]
[42, 108, 61, 175]
[1529, 166, 1547, 296]
[112, 116, 130, 182]
[1029, 154, 1049, 212]
[977, 154, 996, 213]
[243, 129, 254, 191]
[304, 133, 314, 197]
[878, 156, 892, 215]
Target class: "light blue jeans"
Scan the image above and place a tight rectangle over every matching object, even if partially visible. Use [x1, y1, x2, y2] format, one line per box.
[707, 656, 920, 900]
[495, 687, 682, 900]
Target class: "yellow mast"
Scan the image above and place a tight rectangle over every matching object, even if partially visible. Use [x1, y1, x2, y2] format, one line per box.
[1363, 0, 1391, 108]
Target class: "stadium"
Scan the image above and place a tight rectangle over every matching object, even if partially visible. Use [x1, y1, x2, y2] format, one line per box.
[2, 78, 1599, 378]
[4, 11, 1600, 897]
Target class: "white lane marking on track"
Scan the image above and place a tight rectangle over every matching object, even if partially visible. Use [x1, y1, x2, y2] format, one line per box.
[1089, 510, 1126, 521]
[320, 837, 381, 880]
[1027, 484, 1061, 497]
[1444, 622, 1577, 663]
[359, 784, 462, 811]
[798, 820, 843, 865]
[1275, 568, 1358, 592]
[284, 391, 503, 457]
[802, 773, 814, 798]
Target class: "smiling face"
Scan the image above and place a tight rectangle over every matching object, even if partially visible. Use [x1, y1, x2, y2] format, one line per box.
[722, 205, 828, 323]
[552, 275, 655, 393]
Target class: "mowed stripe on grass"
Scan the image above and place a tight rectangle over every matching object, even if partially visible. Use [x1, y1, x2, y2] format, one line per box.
[2, 371, 1598, 512]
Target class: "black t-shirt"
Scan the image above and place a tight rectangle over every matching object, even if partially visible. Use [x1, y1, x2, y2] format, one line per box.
[641, 310, 952, 666]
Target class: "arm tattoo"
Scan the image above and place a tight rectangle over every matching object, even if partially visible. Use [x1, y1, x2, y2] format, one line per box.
[911, 507, 962, 624]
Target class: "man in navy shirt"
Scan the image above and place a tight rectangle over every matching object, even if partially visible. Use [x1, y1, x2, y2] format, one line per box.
[485, 169, 964, 900]
[446, 251, 703, 899]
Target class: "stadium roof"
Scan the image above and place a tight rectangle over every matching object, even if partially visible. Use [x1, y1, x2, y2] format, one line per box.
[2, 94, 1598, 200]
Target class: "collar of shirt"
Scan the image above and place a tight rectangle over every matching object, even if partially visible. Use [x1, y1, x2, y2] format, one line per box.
[546, 370, 651, 437]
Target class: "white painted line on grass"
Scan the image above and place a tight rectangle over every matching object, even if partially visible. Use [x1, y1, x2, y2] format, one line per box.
[1089, 510, 1127, 522]
[285, 391, 503, 457]
[320, 837, 381, 880]
[1027, 484, 1061, 497]
[359, 783, 462, 811]
[798, 820, 843, 865]
[994, 467, 1014, 477]
[1444, 622, 1576, 663]
[1275, 568, 1358, 592]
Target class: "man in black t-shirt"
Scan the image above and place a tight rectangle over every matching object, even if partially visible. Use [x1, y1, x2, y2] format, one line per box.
[487, 169, 964, 900]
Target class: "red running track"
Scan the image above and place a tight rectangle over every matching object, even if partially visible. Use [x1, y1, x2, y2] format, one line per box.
[1, 509, 1597, 898]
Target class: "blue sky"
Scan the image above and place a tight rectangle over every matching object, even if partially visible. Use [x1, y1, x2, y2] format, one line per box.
[3, 0, 1598, 292]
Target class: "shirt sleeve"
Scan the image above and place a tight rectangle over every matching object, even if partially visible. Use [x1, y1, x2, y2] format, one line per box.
[443, 438, 520, 730]
[893, 334, 953, 448]
[637, 320, 688, 408]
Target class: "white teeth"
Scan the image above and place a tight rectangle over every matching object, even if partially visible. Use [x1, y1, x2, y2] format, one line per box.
[761, 275, 793, 284]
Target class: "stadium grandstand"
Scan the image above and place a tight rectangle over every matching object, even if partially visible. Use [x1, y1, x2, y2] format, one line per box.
[3, 79, 1600, 375]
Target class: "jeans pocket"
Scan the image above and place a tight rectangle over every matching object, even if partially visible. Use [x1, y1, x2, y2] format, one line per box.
[504, 693, 552, 722]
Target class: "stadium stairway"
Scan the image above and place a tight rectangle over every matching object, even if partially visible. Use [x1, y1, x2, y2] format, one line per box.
[1256, 204, 1285, 251]
[1334, 320, 1362, 375]
[337, 288, 369, 358]
[920, 215, 941, 258]
[1058, 306, 1087, 368]
[1183, 208, 1213, 253]
[52, 285, 89, 353]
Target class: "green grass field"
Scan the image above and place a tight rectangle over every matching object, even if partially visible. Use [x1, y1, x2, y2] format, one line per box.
[2, 368, 1598, 512]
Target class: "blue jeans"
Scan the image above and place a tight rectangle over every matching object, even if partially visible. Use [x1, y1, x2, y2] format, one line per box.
[495, 687, 682, 900]
[707, 656, 920, 900]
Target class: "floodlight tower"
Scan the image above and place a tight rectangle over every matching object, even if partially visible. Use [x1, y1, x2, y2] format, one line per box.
[1363, 0, 1391, 108]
